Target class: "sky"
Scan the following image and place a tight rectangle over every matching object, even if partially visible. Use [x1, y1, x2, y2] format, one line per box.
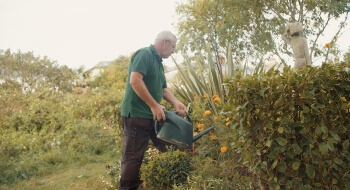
[0, 0, 349, 71]
[0, 0, 182, 70]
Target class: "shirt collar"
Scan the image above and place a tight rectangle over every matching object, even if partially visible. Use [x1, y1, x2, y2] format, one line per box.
[150, 45, 163, 63]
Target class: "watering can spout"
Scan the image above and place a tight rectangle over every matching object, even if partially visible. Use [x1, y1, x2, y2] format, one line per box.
[193, 126, 215, 142]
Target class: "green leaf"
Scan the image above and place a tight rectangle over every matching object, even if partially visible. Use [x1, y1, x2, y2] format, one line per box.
[315, 126, 322, 136]
[319, 142, 328, 155]
[276, 137, 288, 146]
[303, 184, 312, 190]
[278, 127, 284, 134]
[278, 161, 287, 172]
[316, 104, 325, 108]
[320, 121, 328, 134]
[265, 139, 272, 147]
[345, 183, 350, 190]
[302, 105, 310, 113]
[327, 141, 334, 151]
[275, 97, 283, 108]
[306, 164, 315, 179]
[292, 162, 300, 170]
[271, 159, 278, 169]
[344, 140, 349, 150]
[334, 158, 343, 165]
[291, 143, 303, 155]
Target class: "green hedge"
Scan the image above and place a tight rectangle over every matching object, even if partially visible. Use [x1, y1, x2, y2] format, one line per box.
[141, 149, 192, 189]
[224, 63, 350, 189]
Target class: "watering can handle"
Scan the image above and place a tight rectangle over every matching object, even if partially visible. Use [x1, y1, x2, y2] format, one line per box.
[155, 111, 192, 134]
[155, 119, 161, 134]
[174, 111, 192, 123]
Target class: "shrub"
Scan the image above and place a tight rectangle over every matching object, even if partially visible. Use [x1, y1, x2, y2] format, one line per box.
[224, 62, 350, 189]
[141, 149, 192, 189]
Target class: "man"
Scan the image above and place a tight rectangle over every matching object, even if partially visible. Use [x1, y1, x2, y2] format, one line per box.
[119, 31, 187, 190]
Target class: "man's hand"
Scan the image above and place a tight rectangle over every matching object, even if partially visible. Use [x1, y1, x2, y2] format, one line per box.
[163, 88, 188, 117]
[174, 102, 187, 117]
[150, 104, 166, 121]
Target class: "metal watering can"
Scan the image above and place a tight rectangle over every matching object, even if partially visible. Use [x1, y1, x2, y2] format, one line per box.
[155, 110, 215, 147]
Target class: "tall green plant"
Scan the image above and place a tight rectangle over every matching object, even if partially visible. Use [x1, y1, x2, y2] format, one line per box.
[172, 46, 265, 114]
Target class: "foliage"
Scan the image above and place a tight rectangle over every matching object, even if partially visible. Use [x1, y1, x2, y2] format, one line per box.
[0, 87, 121, 184]
[0, 49, 125, 185]
[89, 55, 129, 90]
[0, 49, 77, 92]
[223, 62, 350, 189]
[175, 0, 349, 67]
[181, 93, 259, 189]
[173, 45, 265, 115]
[140, 149, 192, 189]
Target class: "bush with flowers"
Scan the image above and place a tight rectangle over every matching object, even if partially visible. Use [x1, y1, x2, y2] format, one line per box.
[222, 62, 350, 189]
[143, 62, 350, 190]
[172, 92, 258, 189]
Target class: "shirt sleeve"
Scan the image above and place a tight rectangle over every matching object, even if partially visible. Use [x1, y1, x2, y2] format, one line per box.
[130, 49, 150, 76]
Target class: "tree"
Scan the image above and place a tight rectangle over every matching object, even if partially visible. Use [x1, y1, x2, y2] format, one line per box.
[89, 55, 129, 91]
[0, 49, 77, 92]
[175, 0, 349, 74]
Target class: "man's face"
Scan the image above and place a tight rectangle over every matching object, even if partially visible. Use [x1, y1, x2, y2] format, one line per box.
[161, 39, 176, 58]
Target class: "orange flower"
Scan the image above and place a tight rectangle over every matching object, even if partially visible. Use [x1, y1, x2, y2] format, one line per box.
[214, 97, 221, 103]
[198, 126, 204, 132]
[210, 134, 217, 140]
[212, 94, 219, 99]
[324, 43, 332, 48]
[193, 132, 198, 136]
[213, 116, 219, 121]
[197, 123, 204, 132]
[220, 146, 227, 153]
[204, 110, 211, 116]
[203, 93, 209, 99]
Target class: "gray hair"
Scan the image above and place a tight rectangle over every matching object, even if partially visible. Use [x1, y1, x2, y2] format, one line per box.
[155, 31, 177, 43]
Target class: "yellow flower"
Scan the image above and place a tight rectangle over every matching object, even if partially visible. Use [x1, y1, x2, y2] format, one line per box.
[204, 110, 211, 116]
[220, 146, 227, 153]
[203, 93, 209, 99]
[198, 126, 204, 132]
[212, 94, 219, 99]
[213, 116, 219, 121]
[214, 97, 221, 103]
[197, 123, 204, 132]
[225, 121, 231, 126]
[324, 43, 332, 49]
[210, 134, 217, 140]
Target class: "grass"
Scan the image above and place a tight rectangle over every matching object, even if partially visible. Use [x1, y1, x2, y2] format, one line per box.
[0, 158, 116, 190]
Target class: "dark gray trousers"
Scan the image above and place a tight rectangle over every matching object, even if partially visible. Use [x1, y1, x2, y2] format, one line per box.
[119, 117, 174, 190]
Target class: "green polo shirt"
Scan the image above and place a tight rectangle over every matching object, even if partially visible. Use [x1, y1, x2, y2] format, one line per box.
[121, 45, 167, 119]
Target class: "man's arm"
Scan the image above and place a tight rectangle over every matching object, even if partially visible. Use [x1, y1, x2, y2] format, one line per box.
[129, 71, 166, 121]
[163, 88, 187, 117]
